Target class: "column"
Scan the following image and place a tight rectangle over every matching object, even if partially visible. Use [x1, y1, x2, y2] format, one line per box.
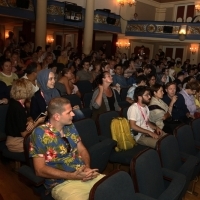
[83, 0, 94, 55]
[120, 5, 135, 34]
[155, 8, 166, 21]
[35, 0, 47, 50]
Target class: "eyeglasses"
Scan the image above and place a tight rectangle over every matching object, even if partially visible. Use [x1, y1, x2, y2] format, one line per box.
[62, 137, 71, 153]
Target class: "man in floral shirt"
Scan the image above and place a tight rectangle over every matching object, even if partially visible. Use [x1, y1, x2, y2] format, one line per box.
[30, 97, 104, 200]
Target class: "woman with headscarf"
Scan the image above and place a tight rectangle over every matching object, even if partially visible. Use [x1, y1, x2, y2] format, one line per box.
[30, 69, 60, 121]
[30, 68, 85, 121]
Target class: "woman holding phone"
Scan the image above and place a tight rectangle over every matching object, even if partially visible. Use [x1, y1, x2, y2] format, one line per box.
[5, 79, 45, 152]
[30, 69, 60, 121]
[30, 69, 85, 121]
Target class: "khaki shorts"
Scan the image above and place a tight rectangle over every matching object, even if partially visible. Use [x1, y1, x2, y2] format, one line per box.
[137, 132, 166, 149]
[52, 174, 105, 200]
[6, 136, 24, 152]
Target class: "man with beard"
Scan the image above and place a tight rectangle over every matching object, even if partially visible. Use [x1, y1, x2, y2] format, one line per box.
[127, 86, 166, 148]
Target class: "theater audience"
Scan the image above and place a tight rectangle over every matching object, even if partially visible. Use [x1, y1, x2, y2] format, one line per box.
[90, 71, 121, 121]
[126, 75, 146, 104]
[69, 74, 81, 98]
[0, 80, 9, 104]
[31, 68, 85, 122]
[149, 83, 180, 134]
[5, 78, 44, 152]
[146, 74, 156, 87]
[0, 59, 18, 86]
[76, 58, 93, 82]
[22, 62, 41, 93]
[30, 69, 60, 121]
[179, 81, 199, 117]
[112, 64, 128, 91]
[174, 71, 184, 92]
[101, 61, 110, 72]
[55, 68, 73, 96]
[127, 86, 165, 148]
[91, 60, 101, 80]
[163, 82, 192, 124]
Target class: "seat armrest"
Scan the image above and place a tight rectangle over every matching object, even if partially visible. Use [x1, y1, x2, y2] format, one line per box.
[98, 135, 117, 146]
[179, 155, 198, 176]
[159, 168, 186, 200]
[18, 165, 44, 186]
[180, 152, 191, 162]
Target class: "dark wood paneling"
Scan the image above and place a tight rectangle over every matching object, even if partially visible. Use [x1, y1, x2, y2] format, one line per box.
[175, 48, 183, 60]
[186, 5, 195, 19]
[56, 35, 62, 46]
[165, 48, 173, 59]
[176, 6, 185, 21]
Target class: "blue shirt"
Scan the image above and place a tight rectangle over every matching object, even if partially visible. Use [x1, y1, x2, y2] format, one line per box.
[29, 122, 84, 190]
[112, 74, 128, 87]
[126, 84, 137, 100]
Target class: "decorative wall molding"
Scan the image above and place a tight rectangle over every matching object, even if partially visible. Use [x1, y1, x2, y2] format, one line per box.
[47, 5, 64, 15]
[94, 14, 120, 27]
[126, 23, 179, 34]
[4, 0, 34, 10]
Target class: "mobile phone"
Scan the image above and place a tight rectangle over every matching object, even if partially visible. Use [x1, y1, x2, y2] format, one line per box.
[34, 112, 47, 122]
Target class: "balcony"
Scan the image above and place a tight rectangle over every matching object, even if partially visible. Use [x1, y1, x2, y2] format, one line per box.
[0, 0, 121, 33]
[125, 20, 200, 41]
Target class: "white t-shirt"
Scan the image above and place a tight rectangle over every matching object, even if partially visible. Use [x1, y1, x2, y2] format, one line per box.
[127, 103, 153, 141]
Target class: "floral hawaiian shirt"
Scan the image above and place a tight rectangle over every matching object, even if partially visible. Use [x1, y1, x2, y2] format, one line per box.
[29, 122, 84, 190]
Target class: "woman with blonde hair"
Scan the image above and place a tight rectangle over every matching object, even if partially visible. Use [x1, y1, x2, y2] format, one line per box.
[5, 78, 45, 152]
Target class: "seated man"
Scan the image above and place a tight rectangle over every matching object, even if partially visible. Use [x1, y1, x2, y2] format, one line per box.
[163, 82, 192, 124]
[112, 64, 128, 92]
[76, 58, 93, 83]
[127, 86, 166, 148]
[126, 75, 146, 104]
[30, 97, 104, 200]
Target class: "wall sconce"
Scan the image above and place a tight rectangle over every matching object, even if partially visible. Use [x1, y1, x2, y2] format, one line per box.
[5, 30, 11, 39]
[118, 0, 125, 6]
[118, 0, 136, 7]
[116, 42, 122, 48]
[127, 0, 137, 7]
[190, 47, 197, 54]
[125, 42, 130, 49]
[47, 37, 54, 44]
[116, 41, 130, 49]
[195, 4, 200, 12]
[178, 25, 187, 41]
